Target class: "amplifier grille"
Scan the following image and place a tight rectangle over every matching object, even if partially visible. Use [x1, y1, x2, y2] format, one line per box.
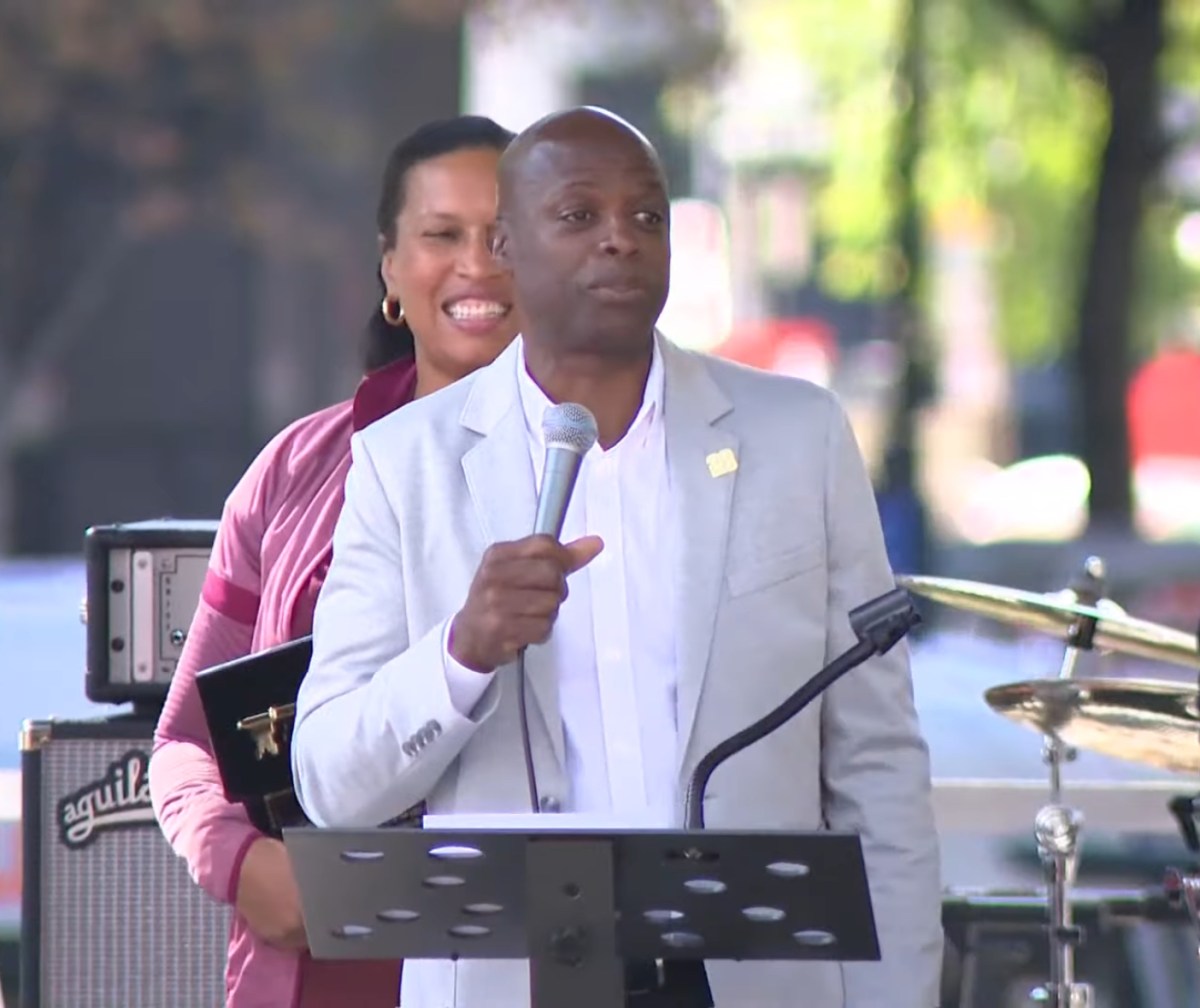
[35, 732, 229, 1007]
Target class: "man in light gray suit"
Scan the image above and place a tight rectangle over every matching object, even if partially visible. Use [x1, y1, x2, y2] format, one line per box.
[292, 106, 942, 1007]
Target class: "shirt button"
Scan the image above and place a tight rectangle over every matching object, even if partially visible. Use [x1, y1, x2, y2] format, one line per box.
[539, 794, 561, 813]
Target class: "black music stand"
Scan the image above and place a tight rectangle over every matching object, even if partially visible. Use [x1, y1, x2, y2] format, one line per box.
[285, 825, 879, 1008]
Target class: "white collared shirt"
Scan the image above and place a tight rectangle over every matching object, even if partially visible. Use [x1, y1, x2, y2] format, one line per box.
[442, 335, 678, 822]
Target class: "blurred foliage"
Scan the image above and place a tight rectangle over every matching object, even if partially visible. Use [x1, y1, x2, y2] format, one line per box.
[732, 0, 1200, 365]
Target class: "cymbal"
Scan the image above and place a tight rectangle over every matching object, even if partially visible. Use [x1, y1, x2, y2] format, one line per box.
[898, 574, 1200, 670]
[985, 678, 1200, 774]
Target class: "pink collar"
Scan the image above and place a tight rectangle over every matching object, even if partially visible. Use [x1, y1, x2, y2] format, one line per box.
[351, 356, 419, 431]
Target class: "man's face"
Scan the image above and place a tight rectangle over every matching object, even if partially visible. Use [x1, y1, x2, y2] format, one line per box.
[497, 133, 671, 357]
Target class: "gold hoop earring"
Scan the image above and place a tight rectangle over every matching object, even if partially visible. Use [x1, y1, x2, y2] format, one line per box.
[381, 296, 404, 327]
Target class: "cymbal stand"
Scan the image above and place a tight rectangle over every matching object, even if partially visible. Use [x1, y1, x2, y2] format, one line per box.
[1029, 558, 1105, 1008]
[1167, 609, 1200, 957]
[1165, 795, 1200, 959]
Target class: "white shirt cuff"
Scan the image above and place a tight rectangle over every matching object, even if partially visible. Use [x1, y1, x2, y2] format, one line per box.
[441, 619, 495, 716]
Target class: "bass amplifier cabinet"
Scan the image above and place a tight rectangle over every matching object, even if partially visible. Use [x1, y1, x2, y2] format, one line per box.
[20, 716, 229, 1008]
[84, 519, 217, 708]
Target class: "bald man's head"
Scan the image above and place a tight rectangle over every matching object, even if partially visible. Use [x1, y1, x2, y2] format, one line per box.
[493, 106, 670, 359]
[498, 107, 664, 210]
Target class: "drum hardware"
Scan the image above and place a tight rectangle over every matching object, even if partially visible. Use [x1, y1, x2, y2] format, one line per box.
[907, 557, 1124, 1008]
[898, 568, 1200, 671]
[1169, 795, 1200, 852]
[941, 887, 1192, 1008]
[980, 677, 1200, 775]
[1021, 558, 1106, 1008]
[1165, 794, 1200, 959]
[942, 886, 1187, 926]
[237, 703, 295, 760]
[901, 558, 1200, 999]
[1028, 801, 1090, 1008]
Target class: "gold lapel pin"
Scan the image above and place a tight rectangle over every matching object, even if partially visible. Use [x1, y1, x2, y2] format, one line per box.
[705, 448, 738, 478]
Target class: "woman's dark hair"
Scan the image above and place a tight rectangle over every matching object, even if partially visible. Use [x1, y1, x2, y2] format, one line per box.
[363, 114, 516, 372]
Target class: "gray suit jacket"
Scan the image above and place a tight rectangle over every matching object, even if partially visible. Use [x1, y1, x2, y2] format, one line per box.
[293, 336, 942, 1007]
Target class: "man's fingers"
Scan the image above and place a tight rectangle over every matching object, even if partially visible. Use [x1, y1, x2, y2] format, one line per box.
[500, 615, 558, 657]
[486, 556, 567, 592]
[563, 535, 604, 574]
[494, 586, 568, 618]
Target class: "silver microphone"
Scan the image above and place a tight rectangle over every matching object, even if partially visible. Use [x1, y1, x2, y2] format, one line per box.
[533, 402, 598, 538]
[519, 402, 597, 815]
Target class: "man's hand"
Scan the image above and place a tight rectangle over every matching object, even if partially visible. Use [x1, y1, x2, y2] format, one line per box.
[449, 534, 604, 673]
[235, 836, 308, 950]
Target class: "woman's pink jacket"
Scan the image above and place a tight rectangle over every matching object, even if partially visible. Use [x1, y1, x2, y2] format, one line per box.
[149, 358, 417, 1008]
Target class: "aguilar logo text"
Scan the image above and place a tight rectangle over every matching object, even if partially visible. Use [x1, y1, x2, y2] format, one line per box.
[57, 749, 156, 849]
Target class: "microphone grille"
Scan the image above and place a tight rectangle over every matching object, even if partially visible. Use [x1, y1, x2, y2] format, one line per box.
[542, 402, 598, 455]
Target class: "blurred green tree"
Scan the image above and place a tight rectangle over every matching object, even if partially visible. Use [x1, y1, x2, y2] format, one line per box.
[736, 0, 1200, 533]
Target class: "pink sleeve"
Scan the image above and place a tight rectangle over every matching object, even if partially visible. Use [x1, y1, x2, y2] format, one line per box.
[149, 452, 276, 906]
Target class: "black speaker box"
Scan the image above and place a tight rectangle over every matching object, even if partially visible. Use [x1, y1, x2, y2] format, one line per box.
[20, 715, 229, 1007]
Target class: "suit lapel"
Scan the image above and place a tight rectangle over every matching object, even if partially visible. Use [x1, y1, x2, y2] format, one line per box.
[661, 340, 737, 777]
[460, 401, 536, 550]
[459, 341, 565, 770]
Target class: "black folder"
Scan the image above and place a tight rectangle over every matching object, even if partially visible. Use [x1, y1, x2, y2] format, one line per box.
[196, 635, 312, 836]
[196, 635, 425, 836]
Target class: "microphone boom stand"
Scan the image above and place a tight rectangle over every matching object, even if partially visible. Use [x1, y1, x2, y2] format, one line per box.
[683, 587, 921, 830]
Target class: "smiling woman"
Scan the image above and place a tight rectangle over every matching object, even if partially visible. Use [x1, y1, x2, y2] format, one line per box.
[147, 115, 519, 1008]
[378, 136, 518, 397]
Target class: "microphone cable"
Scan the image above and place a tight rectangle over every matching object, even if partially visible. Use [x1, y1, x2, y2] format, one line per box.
[517, 648, 540, 813]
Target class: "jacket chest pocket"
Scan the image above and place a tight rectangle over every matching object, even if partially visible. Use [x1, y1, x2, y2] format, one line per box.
[725, 540, 824, 598]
